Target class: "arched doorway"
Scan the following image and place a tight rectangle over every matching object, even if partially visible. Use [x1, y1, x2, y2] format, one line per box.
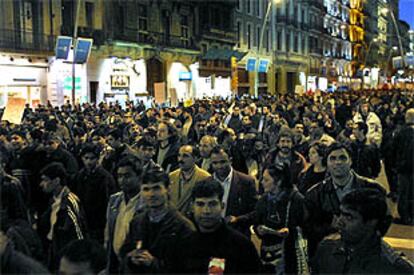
[146, 57, 165, 96]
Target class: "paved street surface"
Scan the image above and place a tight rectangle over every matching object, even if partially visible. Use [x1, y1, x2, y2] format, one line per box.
[376, 162, 414, 262]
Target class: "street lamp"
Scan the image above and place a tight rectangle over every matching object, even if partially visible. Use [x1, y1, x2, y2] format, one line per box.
[253, 0, 281, 98]
[71, 0, 81, 105]
[381, 7, 406, 69]
[363, 37, 378, 67]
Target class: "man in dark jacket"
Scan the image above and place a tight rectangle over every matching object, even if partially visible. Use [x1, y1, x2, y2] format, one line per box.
[172, 179, 261, 274]
[312, 188, 413, 274]
[72, 143, 116, 243]
[210, 146, 257, 237]
[349, 122, 381, 179]
[156, 121, 180, 173]
[305, 142, 385, 257]
[37, 162, 87, 271]
[0, 230, 49, 274]
[265, 127, 307, 186]
[121, 167, 195, 273]
[42, 133, 79, 178]
[393, 108, 414, 225]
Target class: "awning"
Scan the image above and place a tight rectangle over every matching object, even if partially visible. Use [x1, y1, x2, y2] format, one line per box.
[202, 49, 247, 61]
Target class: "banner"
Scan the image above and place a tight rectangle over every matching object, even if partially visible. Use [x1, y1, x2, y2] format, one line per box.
[74, 38, 93, 64]
[55, 36, 72, 60]
[1, 97, 26, 125]
[154, 82, 166, 104]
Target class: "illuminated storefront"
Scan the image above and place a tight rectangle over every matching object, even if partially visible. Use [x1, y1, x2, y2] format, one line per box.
[87, 57, 147, 105]
[0, 54, 47, 108]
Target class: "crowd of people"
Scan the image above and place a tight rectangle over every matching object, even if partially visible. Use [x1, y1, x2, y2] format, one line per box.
[0, 89, 413, 274]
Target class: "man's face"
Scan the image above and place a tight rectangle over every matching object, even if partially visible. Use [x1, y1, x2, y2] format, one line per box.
[345, 120, 354, 130]
[242, 116, 251, 126]
[157, 123, 170, 142]
[141, 182, 168, 209]
[361, 104, 369, 115]
[107, 135, 120, 148]
[117, 166, 140, 194]
[277, 136, 293, 153]
[352, 125, 365, 141]
[211, 152, 231, 179]
[40, 175, 58, 194]
[233, 107, 240, 116]
[199, 138, 214, 158]
[92, 136, 106, 147]
[10, 134, 26, 150]
[136, 145, 155, 162]
[59, 257, 94, 275]
[338, 205, 375, 245]
[178, 146, 195, 171]
[193, 195, 223, 232]
[82, 152, 98, 171]
[327, 148, 352, 179]
[294, 124, 305, 136]
[44, 139, 59, 153]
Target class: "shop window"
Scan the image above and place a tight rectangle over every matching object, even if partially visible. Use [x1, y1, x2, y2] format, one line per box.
[138, 4, 148, 33]
[277, 31, 282, 51]
[181, 15, 189, 47]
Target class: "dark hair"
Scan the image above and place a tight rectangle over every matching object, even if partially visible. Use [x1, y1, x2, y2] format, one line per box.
[355, 122, 368, 135]
[60, 239, 106, 274]
[265, 163, 292, 189]
[142, 167, 170, 188]
[40, 162, 68, 185]
[341, 187, 391, 236]
[117, 156, 143, 177]
[108, 128, 123, 140]
[73, 127, 86, 137]
[80, 143, 101, 158]
[10, 130, 27, 140]
[325, 142, 352, 160]
[29, 128, 43, 142]
[310, 140, 328, 166]
[134, 135, 157, 149]
[191, 178, 224, 201]
[210, 145, 230, 158]
[277, 126, 294, 143]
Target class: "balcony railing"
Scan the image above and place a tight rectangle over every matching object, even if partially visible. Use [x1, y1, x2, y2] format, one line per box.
[0, 29, 56, 52]
[113, 30, 198, 50]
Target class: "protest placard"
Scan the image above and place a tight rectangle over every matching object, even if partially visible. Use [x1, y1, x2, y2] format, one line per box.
[1, 97, 26, 125]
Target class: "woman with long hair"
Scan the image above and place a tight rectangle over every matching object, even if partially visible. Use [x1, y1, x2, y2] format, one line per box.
[252, 163, 307, 274]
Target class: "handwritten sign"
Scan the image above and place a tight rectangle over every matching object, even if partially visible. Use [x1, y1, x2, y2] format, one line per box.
[1, 97, 26, 125]
[154, 82, 166, 104]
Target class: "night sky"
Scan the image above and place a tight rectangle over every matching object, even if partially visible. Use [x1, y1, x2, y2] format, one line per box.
[400, 0, 414, 29]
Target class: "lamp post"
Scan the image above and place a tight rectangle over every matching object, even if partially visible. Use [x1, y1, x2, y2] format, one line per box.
[363, 37, 378, 67]
[253, 0, 281, 98]
[71, 0, 81, 105]
[385, 46, 398, 78]
[381, 6, 406, 69]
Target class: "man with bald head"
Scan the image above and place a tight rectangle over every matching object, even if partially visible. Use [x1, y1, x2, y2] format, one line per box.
[169, 145, 211, 217]
[393, 108, 414, 225]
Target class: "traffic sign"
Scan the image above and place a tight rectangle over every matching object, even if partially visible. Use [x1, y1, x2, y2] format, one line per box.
[55, 36, 72, 60]
[246, 58, 256, 72]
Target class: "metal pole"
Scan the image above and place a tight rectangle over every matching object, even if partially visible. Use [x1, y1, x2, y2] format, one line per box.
[72, 0, 81, 106]
[254, 0, 273, 98]
[388, 7, 406, 69]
